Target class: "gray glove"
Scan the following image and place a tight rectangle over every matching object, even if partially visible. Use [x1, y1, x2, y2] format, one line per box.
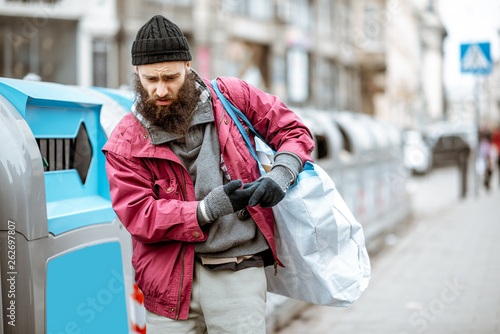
[198, 180, 254, 224]
[243, 165, 295, 208]
[243, 152, 303, 208]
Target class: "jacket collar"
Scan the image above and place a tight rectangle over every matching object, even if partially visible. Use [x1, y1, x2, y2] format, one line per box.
[132, 69, 214, 145]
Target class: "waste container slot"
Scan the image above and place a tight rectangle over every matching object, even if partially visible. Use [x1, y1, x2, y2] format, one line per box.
[36, 123, 92, 183]
[337, 126, 354, 162]
[314, 134, 329, 160]
[338, 127, 352, 153]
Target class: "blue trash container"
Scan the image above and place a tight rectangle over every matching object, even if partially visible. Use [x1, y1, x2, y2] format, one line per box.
[0, 78, 133, 334]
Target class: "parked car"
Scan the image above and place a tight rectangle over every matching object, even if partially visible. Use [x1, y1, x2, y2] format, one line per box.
[403, 130, 432, 175]
[423, 121, 474, 168]
[429, 135, 470, 167]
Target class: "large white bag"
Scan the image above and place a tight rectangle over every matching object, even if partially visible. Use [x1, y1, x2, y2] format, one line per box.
[211, 79, 371, 306]
[265, 161, 371, 306]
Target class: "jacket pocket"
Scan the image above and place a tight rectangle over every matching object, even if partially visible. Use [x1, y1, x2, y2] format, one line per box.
[154, 178, 181, 200]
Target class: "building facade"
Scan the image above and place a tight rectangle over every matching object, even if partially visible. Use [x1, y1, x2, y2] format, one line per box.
[114, 0, 368, 113]
[375, 0, 446, 129]
[0, 0, 120, 87]
[0, 0, 446, 125]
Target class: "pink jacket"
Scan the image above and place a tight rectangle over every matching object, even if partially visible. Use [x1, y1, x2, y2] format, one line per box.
[103, 77, 314, 320]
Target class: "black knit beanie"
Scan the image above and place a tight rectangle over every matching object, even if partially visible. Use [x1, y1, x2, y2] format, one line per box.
[131, 15, 192, 65]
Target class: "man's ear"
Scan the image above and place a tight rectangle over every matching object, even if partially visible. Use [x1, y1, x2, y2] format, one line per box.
[134, 66, 139, 74]
[185, 61, 191, 72]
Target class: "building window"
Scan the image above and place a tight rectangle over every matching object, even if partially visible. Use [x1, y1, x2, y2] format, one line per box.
[248, 0, 274, 20]
[224, 0, 273, 21]
[312, 57, 339, 110]
[286, 47, 309, 104]
[317, 0, 332, 37]
[0, 23, 29, 79]
[340, 0, 350, 45]
[364, 3, 384, 45]
[276, 0, 293, 22]
[93, 40, 108, 87]
[0, 16, 77, 83]
[277, 0, 313, 31]
[225, 40, 270, 91]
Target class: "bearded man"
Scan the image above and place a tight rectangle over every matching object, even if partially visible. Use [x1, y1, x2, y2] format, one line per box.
[103, 15, 314, 333]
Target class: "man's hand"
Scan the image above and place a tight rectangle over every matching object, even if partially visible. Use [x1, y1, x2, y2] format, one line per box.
[198, 180, 255, 223]
[243, 166, 294, 208]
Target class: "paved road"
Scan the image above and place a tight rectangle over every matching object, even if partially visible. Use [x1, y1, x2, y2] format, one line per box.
[276, 166, 500, 334]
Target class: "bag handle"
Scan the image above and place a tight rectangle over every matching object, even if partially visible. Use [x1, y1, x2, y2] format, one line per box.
[211, 79, 270, 175]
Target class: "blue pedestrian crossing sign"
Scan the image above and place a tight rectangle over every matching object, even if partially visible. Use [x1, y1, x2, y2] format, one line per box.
[460, 42, 492, 75]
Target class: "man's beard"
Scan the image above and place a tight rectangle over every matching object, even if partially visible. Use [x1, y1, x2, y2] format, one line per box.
[133, 71, 201, 135]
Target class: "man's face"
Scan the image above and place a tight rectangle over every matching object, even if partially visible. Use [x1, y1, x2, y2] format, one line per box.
[135, 61, 191, 106]
[133, 60, 200, 135]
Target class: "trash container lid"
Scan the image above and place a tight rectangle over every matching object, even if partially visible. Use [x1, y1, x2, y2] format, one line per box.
[333, 112, 374, 154]
[0, 78, 102, 118]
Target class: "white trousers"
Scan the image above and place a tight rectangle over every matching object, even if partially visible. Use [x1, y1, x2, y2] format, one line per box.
[146, 260, 267, 334]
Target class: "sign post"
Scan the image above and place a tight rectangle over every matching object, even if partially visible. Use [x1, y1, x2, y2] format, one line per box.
[460, 42, 492, 197]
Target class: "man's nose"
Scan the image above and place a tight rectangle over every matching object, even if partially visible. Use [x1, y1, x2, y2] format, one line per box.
[156, 82, 169, 98]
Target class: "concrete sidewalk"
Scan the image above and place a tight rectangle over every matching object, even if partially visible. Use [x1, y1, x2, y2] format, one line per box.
[276, 168, 500, 334]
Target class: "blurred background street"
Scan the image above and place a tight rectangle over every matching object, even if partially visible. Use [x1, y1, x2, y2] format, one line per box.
[275, 165, 500, 334]
[1, 0, 500, 333]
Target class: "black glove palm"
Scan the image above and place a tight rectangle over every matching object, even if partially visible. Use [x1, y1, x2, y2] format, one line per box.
[243, 166, 294, 208]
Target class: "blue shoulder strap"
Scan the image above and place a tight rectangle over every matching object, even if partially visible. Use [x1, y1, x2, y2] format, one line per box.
[210, 79, 268, 175]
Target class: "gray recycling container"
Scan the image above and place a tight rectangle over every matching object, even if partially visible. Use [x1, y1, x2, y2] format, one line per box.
[0, 78, 135, 334]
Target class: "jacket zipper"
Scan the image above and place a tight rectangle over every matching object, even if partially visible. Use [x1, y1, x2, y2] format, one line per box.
[180, 170, 188, 200]
[166, 161, 188, 320]
[175, 244, 187, 320]
[167, 161, 188, 200]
